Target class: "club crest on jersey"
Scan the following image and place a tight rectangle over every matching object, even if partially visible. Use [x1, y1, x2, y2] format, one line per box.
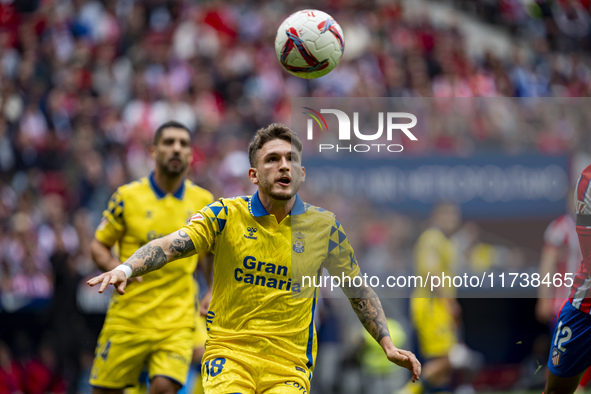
[244, 227, 258, 240]
[552, 347, 561, 366]
[293, 232, 305, 253]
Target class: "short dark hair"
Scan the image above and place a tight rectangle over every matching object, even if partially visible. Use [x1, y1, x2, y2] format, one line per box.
[248, 123, 303, 167]
[153, 121, 192, 145]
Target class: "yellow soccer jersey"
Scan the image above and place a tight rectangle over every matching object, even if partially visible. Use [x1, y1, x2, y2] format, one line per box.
[180, 192, 360, 372]
[96, 173, 213, 331]
[413, 227, 456, 297]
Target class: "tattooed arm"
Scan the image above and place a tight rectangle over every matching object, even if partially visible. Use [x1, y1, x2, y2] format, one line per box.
[87, 230, 196, 294]
[343, 283, 422, 382]
[347, 286, 390, 344]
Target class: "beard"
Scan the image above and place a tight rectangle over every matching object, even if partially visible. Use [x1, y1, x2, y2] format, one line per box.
[159, 160, 187, 177]
[258, 177, 293, 201]
[268, 190, 292, 201]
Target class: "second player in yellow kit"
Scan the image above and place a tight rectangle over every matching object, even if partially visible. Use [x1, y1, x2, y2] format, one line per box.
[411, 226, 458, 359]
[89, 122, 213, 393]
[404, 203, 461, 394]
[88, 123, 422, 394]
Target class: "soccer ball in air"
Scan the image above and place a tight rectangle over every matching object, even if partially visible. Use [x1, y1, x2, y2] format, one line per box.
[275, 9, 345, 79]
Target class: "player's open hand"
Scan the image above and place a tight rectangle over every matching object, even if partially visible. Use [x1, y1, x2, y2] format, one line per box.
[386, 347, 421, 382]
[87, 269, 128, 295]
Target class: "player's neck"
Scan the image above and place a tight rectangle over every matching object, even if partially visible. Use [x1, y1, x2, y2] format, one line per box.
[152, 171, 184, 194]
[258, 193, 295, 223]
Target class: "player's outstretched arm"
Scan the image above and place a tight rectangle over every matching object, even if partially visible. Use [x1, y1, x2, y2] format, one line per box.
[87, 230, 196, 295]
[343, 284, 421, 382]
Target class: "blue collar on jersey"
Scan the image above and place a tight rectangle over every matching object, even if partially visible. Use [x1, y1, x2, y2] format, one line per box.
[149, 172, 185, 200]
[250, 191, 306, 217]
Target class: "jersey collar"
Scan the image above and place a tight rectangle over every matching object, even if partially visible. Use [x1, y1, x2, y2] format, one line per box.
[250, 191, 306, 217]
[149, 172, 185, 200]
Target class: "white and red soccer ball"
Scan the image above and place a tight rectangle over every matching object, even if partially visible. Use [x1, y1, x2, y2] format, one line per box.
[275, 9, 345, 79]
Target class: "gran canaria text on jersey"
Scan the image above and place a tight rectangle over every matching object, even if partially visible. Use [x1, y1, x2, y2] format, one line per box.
[234, 255, 301, 292]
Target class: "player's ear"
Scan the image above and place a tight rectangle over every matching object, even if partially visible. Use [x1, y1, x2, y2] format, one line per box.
[301, 166, 306, 183]
[248, 168, 259, 185]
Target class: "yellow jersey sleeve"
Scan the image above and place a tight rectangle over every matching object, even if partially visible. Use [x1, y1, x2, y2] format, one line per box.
[95, 189, 126, 247]
[181, 199, 229, 254]
[324, 218, 361, 278]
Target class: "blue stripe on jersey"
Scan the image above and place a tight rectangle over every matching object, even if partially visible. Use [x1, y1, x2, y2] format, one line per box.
[306, 287, 318, 369]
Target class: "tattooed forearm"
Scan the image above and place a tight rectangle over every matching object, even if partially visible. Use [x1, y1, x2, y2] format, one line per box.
[121, 231, 195, 278]
[168, 230, 195, 259]
[349, 287, 390, 344]
[126, 243, 167, 276]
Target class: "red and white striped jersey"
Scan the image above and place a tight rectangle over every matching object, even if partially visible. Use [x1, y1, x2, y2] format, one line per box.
[568, 164, 591, 313]
[544, 214, 582, 312]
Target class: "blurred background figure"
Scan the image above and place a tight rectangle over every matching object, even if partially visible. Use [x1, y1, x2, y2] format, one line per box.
[535, 190, 591, 392]
[536, 190, 582, 327]
[402, 203, 464, 394]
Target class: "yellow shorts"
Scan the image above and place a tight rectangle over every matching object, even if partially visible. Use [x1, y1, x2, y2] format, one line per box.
[90, 326, 193, 389]
[201, 348, 311, 394]
[410, 298, 457, 359]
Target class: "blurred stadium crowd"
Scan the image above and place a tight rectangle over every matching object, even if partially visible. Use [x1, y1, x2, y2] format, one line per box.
[455, 0, 591, 53]
[2, 0, 591, 393]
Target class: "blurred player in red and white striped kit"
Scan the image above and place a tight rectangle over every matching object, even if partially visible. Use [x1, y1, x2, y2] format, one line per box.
[544, 164, 591, 394]
[536, 191, 582, 325]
